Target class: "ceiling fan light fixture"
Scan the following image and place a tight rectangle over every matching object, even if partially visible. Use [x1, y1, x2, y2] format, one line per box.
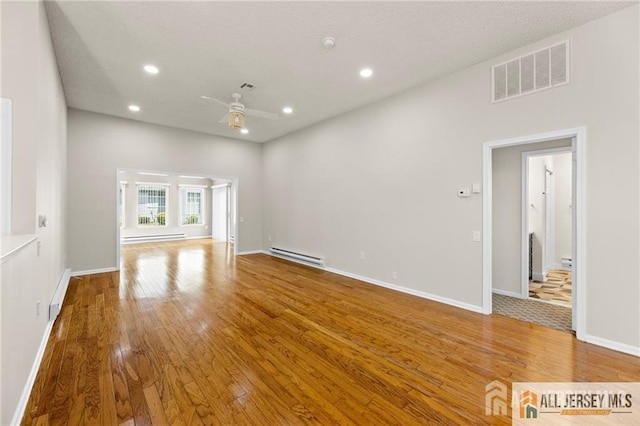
[228, 111, 245, 129]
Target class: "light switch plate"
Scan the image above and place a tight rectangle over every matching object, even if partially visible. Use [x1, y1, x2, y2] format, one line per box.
[458, 188, 470, 198]
[472, 183, 481, 194]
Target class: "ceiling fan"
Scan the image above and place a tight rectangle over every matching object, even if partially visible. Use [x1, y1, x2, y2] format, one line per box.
[200, 93, 279, 130]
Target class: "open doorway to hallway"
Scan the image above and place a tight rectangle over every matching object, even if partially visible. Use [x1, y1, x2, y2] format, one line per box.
[525, 150, 573, 308]
[116, 168, 238, 270]
[483, 127, 585, 339]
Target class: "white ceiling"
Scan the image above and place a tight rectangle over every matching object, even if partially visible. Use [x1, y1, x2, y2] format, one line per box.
[45, 1, 634, 143]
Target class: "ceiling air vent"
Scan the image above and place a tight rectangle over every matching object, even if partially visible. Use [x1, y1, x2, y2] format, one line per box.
[492, 40, 569, 103]
[240, 82, 255, 90]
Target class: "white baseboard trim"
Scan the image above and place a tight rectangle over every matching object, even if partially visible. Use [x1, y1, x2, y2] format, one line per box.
[11, 267, 71, 425]
[237, 250, 265, 255]
[324, 267, 484, 314]
[585, 334, 640, 357]
[11, 320, 55, 425]
[185, 235, 212, 241]
[492, 288, 524, 298]
[71, 266, 118, 277]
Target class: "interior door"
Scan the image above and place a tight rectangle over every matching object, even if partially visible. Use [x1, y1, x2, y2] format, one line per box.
[212, 185, 229, 241]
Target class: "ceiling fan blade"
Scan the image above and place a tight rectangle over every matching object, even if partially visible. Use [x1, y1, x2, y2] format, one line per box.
[201, 95, 230, 109]
[217, 114, 229, 124]
[244, 107, 279, 120]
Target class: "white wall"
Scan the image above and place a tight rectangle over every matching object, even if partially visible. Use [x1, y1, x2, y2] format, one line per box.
[67, 109, 263, 272]
[0, 1, 68, 423]
[119, 172, 213, 240]
[527, 152, 572, 278]
[491, 139, 570, 295]
[262, 6, 640, 350]
[529, 155, 550, 278]
[553, 153, 572, 267]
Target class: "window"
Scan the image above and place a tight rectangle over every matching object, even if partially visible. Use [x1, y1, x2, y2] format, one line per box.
[179, 186, 204, 225]
[137, 184, 168, 226]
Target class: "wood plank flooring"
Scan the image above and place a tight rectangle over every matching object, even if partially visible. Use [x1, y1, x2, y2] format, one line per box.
[22, 239, 640, 425]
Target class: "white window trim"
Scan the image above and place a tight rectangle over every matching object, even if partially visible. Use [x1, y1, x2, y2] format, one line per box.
[135, 181, 171, 186]
[136, 183, 169, 228]
[179, 186, 205, 227]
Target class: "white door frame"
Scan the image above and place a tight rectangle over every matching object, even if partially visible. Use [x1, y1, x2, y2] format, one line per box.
[482, 127, 586, 341]
[521, 146, 572, 298]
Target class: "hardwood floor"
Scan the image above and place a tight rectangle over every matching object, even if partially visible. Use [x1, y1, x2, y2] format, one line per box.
[22, 239, 640, 425]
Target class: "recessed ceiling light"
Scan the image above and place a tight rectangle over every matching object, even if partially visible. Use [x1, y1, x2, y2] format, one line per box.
[144, 64, 159, 74]
[360, 68, 373, 78]
[282, 107, 293, 114]
[240, 128, 249, 134]
[128, 105, 140, 112]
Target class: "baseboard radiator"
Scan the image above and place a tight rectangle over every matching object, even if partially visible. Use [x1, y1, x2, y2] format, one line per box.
[49, 269, 71, 321]
[269, 247, 325, 267]
[121, 233, 186, 244]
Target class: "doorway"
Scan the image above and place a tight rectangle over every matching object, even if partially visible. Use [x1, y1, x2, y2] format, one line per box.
[523, 148, 573, 308]
[115, 168, 238, 271]
[483, 127, 585, 341]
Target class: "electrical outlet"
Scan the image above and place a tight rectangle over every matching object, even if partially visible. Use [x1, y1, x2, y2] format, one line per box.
[473, 231, 481, 242]
[239, 217, 245, 223]
[392, 271, 398, 279]
[268, 235, 272, 242]
[360, 251, 366, 260]
[36, 300, 40, 318]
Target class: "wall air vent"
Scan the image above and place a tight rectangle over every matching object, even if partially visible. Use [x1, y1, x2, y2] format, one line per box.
[492, 40, 569, 103]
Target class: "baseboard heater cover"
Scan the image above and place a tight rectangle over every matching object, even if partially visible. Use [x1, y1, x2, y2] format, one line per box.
[49, 268, 71, 321]
[269, 247, 325, 267]
[122, 233, 186, 244]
